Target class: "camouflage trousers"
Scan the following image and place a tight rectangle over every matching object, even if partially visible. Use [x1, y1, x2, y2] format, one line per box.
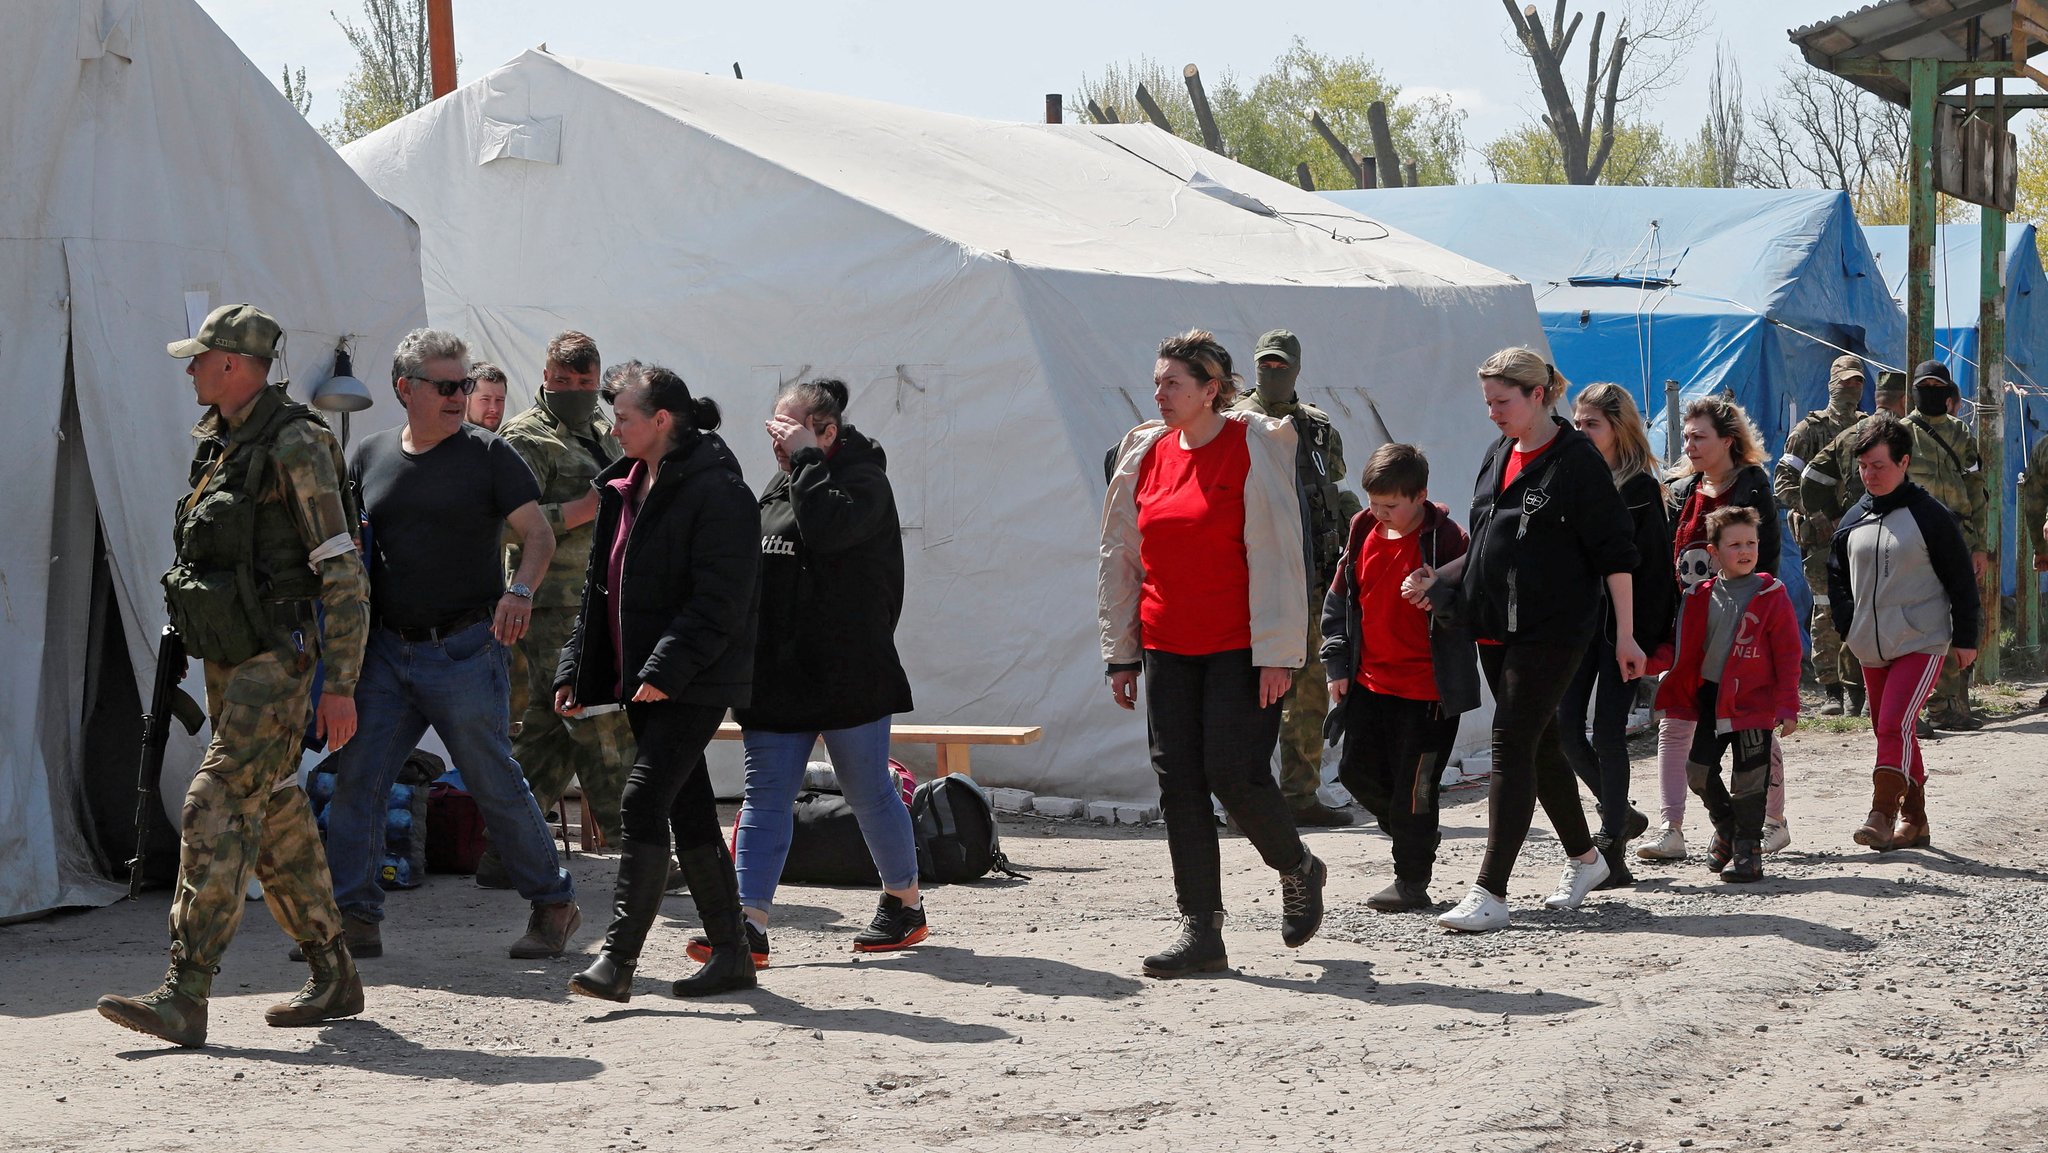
[1801, 550, 1859, 688]
[1277, 620, 1329, 808]
[169, 652, 342, 973]
[510, 607, 632, 843]
[1928, 659, 1973, 722]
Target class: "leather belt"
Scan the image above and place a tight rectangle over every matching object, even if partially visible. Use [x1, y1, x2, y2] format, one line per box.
[383, 605, 493, 643]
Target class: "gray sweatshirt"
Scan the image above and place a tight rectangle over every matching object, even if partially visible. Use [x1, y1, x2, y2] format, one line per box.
[1702, 572, 1763, 682]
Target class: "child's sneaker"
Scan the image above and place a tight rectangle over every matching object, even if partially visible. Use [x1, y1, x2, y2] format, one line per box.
[1706, 825, 1735, 873]
[1542, 852, 1611, 909]
[852, 895, 928, 952]
[1723, 838, 1764, 883]
[1762, 818, 1792, 854]
[1437, 885, 1510, 933]
[1636, 823, 1687, 860]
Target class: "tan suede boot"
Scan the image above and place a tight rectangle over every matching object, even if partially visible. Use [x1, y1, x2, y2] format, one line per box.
[1853, 768, 1909, 852]
[97, 959, 214, 1048]
[266, 934, 365, 1027]
[1894, 779, 1932, 849]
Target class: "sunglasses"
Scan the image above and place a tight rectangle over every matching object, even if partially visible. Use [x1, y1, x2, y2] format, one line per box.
[407, 374, 476, 397]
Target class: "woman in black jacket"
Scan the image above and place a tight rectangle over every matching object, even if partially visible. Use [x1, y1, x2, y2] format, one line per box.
[1555, 382, 1675, 887]
[557, 363, 762, 1003]
[708, 378, 926, 966]
[1402, 349, 1641, 933]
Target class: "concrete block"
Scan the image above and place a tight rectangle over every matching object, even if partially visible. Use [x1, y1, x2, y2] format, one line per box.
[1085, 800, 1120, 824]
[1446, 754, 1490, 786]
[986, 787, 1035, 814]
[1033, 796, 1085, 819]
[1114, 804, 1160, 825]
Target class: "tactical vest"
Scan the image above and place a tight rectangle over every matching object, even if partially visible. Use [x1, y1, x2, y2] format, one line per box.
[161, 387, 328, 664]
[1290, 410, 1345, 586]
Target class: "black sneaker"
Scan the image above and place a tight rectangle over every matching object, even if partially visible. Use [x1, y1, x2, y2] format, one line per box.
[1143, 912, 1227, 978]
[852, 895, 929, 952]
[1706, 825, 1734, 874]
[1593, 833, 1636, 890]
[687, 920, 770, 969]
[1723, 838, 1764, 883]
[1279, 851, 1326, 948]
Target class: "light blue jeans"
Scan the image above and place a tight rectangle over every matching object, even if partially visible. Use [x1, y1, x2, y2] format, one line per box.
[325, 620, 574, 922]
[735, 717, 918, 910]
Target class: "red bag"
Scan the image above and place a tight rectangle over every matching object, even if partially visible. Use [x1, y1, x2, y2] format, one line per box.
[426, 781, 487, 874]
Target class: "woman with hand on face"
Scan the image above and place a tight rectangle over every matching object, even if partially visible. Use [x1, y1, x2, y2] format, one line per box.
[1100, 329, 1325, 978]
[558, 363, 762, 1003]
[700, 377, 926, 969]
[1402, 349, 1641, 933]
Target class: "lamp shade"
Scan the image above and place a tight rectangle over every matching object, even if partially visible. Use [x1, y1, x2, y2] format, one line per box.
[312, 346, 373, 413]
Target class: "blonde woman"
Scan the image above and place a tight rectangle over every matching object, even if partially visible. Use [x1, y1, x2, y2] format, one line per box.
[1555, 383, 1674, 886]
[1402, 349, 1642, 932]
[1639, 395, 1790, 863]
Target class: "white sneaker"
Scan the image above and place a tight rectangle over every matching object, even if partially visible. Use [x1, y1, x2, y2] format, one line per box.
[1437, 885, 1510, 933]
[1762, 818, 1792, 854]
[1636, 823, 1687, 860]
[1543, 852, 1611, 909]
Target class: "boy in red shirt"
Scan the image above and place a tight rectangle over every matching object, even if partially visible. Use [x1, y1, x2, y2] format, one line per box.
[1653, 506, 1801, 883]
[1320, 445, 1478, 912]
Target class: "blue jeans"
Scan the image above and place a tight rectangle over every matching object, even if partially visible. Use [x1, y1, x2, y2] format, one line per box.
[325, 621, 574, 922]
[735, 717, 918, 910]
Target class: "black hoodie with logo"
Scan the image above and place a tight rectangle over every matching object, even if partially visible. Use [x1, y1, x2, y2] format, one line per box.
[735, 425, 915, 733]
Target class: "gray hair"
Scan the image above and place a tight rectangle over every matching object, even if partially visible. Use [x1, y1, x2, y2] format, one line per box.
[391, 328, 469, 385]
[775, 377, 849, 428]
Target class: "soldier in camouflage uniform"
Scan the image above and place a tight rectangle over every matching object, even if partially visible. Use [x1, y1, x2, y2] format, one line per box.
[97, 305, 370, 1048]
[2021, 435, 2048, 709]
[1902, 362, 1990, 730]
[1228, 331, 1356, 827]
[1799, 371, 1910, 524]
[1775, 355, 1868, 716]
[483, 333, 633, 880]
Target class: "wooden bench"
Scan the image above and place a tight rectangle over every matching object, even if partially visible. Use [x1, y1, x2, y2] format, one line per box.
[712, 721, 1042, 779]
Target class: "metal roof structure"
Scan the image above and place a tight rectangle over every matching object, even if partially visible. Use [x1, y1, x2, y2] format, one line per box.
[1790, 0, 2048, 105]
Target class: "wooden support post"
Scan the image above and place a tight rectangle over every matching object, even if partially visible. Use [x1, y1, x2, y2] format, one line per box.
[427, 0, 456, 98]
[1046, 93, 1063, 124]
[1308, 111, 1363, 187]
[1357, 154, 1378, 189]
[1295, 162, 1315, 190]
[1085, 98, 1110, 124]
[1135, 84, 1174, 133]
[1403, 159, 1420, 187]
[1183, 64, 1223, 152]
[1981, 201, 2008, 680]
[1366, 101, 1403, 188]
[732, 62, 743, 80]
[1908, 57, 1939, 371]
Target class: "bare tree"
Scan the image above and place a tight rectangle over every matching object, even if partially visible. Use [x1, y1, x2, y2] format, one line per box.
[280, 65, 313, 118]
[1500, 0, 1708, 184]
[1740, 67, 1905, 190]
[1701, 44, 1743, 188]
[324, 0, 434, 144]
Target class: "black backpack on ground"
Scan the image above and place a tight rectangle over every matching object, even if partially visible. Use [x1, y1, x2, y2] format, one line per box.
[911, 775, 1028, 883]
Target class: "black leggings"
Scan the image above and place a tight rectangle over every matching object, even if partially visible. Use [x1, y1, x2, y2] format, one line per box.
[1143, 648, 1306, 916]
[620, 700, 728, 852]
[1477, 641, 1597, 897]
[1555, 633, 1640, 840]
[1338, 686, 1458, 883]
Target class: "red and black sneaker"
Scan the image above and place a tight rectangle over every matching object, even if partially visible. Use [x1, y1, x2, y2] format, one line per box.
[852, 895, 929, 952]
[686, 919, 770, 969]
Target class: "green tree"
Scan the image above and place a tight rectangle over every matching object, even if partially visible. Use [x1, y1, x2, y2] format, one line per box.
[2015, 117, 2048, 226]
[1073, 39, 1467, 189]
[280, 65, 313, 118]
[1482, 119, 1676, 185]
[323, 0, 435, 145]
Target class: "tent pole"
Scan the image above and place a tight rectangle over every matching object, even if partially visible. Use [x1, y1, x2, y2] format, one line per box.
[1664, 379, 1680, 463]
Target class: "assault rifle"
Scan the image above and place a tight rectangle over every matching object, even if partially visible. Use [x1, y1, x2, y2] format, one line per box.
[129, 625, 206, 899]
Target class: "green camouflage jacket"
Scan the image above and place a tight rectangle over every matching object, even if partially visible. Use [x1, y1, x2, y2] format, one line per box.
[1228, 392, 1348, 588]
[499, 399, 621, 609]
[1905, 412, 1987, 553]
[1774, 405, 1863, 547]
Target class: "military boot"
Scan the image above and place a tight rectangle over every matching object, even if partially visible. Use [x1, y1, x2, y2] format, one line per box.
[1820, 685, 1845, 716]
[1846, 684, 1866, 717]
[1894, 779, 1932, 849]
[97, 959, 215, 1048]
[1854, 768, 1910, 852]
[266, 935, 365, 1027]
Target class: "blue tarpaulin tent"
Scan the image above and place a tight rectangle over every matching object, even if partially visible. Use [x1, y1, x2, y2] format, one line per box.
[1862, 223, 2047, 592]
[1324, 185, 1907, 615]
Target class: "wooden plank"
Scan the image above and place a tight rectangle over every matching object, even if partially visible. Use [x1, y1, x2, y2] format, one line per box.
[1135, 84, 1174, 133]
[1183, 63, 1223, 152]
[1308, 111, 1363, 187]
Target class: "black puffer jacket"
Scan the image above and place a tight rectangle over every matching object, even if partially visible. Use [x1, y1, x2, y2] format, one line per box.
[735, 426, 914, 733]
[1458, 417, 1639, 646]
[556, 429, 760, 708]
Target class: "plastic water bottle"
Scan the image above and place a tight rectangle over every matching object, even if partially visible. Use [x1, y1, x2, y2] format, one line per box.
[389, 782, 415, 809]
[378, 856, 415, 890]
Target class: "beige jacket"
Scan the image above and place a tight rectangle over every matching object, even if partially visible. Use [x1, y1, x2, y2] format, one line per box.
[1098, 413, 1308, 670]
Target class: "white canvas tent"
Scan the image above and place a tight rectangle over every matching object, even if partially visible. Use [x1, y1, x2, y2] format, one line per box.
[0, 0, 425, 920]
[342, 48, 1547, 801]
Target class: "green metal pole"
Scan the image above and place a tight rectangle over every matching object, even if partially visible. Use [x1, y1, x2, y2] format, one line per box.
[1908, 58, 1939, 372]
[1980, 205, 2006, 680]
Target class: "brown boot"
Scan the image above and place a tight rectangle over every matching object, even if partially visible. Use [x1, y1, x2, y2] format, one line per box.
[266, 935, 365, 1027]
[97, 959, 214, 1048]
[1853, 768, 1909, 852]
[1894, 779, 1931, 849]
[510, 900, 582, 958]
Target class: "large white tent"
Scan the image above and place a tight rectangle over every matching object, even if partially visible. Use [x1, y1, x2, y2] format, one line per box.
[1, 0, 425, 920]
[342, 48, 1547, 801]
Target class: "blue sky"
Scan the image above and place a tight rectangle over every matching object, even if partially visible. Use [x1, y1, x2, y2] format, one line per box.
[193, 0, 1945, 177]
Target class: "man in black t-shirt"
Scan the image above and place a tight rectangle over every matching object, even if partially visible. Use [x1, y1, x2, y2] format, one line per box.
[321, 328, 582, 962]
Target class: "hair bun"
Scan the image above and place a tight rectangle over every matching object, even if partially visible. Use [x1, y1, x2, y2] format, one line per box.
[690, 394, 723, 431]
[820, 378, 850, 414]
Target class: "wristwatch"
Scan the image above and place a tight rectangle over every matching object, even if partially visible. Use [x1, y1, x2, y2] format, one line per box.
[508, 582, 533, 600]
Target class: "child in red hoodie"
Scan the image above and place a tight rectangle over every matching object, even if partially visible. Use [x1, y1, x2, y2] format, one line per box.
[1652, 506, 1800, 882]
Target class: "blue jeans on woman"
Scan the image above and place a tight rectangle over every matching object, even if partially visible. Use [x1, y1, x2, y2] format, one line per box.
[325, 620, 574, 922]
[734, 717, 918, 911]
[1555, 633, 1640, 842]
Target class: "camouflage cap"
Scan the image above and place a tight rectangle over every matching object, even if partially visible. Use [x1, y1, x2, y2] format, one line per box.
[1254, 329, 1301, 367]
[168, 304, 282, 360]
[1874, 369, 1909, 398]
[1828, 354, 1866, 387]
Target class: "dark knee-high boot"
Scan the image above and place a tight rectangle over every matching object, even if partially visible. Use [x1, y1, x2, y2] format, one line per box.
[672, 843, 757, 998]
[569, 838, 671, 1003]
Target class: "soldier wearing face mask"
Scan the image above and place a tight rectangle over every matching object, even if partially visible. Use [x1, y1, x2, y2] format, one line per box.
[1902, 360, 1988, 732]
[1774, 355, 1869, 717]
[1227, 330, 1358, 828]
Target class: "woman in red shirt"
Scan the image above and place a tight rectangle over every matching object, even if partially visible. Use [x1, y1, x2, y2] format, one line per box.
[1099, 329, 1324, 979]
